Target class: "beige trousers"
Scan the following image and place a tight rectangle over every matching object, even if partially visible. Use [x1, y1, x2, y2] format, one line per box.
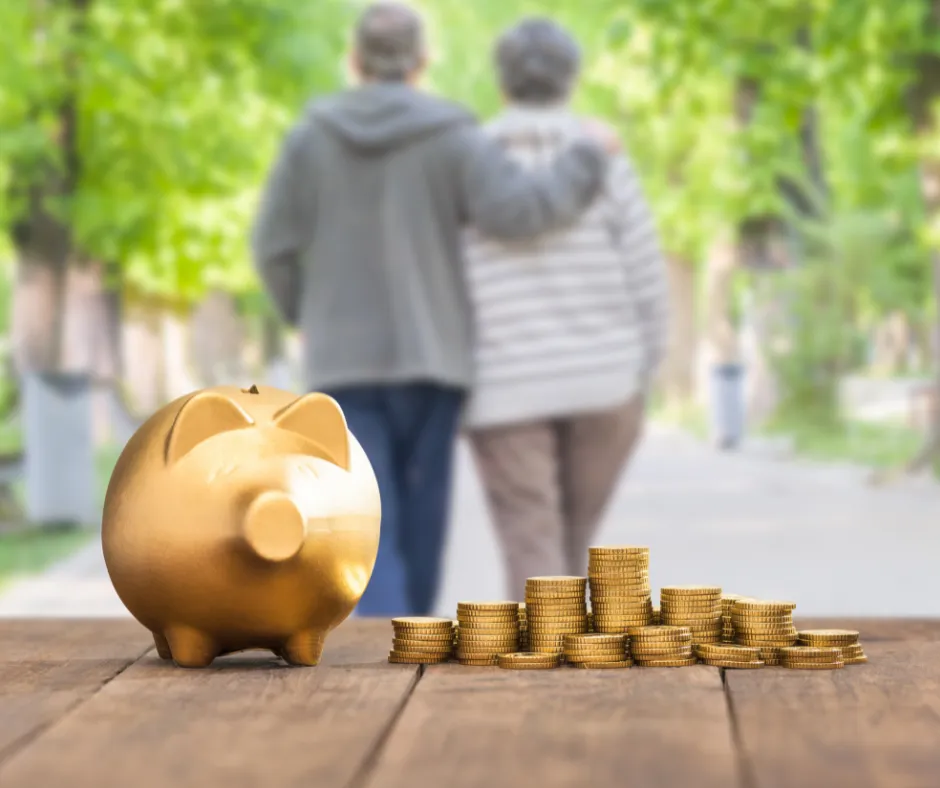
[468, 394, 646, 601]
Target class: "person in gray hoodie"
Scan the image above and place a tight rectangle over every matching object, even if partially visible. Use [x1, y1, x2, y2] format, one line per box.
[252, 2, 618, 617]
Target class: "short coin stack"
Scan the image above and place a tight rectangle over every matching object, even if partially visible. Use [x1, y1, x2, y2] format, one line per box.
[455, 602, 520, 666]
[497, 651, 560, 670]
[780, 645, 844, 670]
[563, 633, 632, 669]
[732, 599, 797, 665]
[660, 586, 722, 644]
[389, 617, 455, 664]
[588, 546, 653, 633]
[694, 642, 765, 669]
[798, 629, 867, 664]
[721, 594, 742, 642]
[525, 576, 589, 656]
[630, 626, 698, 667]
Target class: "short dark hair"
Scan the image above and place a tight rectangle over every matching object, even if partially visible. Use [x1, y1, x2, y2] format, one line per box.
[494, 17, 581, 104]
[354, 3, 426, 81]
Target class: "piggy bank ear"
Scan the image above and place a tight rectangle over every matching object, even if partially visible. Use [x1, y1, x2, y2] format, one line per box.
[165, 392, 254, 465]
[272, 393, 350, 471]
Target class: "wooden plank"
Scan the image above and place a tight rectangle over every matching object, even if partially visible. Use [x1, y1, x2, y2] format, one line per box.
[726, 639, 940, 788]
[0, 618, 418, 788]
[362, 662, 741, 788]
[0, 619, 153, 762]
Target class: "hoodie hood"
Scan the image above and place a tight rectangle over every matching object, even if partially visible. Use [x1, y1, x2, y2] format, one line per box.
[308, 83, 473, 153]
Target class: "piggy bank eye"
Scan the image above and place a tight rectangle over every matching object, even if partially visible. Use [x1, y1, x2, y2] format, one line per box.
[165, 392, 254, 465]
[272, 393, 350, 471]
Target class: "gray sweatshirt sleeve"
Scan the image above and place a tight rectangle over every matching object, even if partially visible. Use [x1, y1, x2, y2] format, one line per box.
[251, 125, 310, 326]
[454, 127, 609, 239]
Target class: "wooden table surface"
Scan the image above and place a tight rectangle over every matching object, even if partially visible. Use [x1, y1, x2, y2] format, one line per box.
[0, 618, 937, 788]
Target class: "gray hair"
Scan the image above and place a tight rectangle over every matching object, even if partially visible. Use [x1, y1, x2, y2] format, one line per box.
[354, 3, 426, 82]
[494, 18, 581, 104]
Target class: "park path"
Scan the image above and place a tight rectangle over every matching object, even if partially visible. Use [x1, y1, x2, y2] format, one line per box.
[0, 424, 938, 618]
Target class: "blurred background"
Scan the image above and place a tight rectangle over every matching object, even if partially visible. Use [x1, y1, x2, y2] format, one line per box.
[0, 0, 938, 618]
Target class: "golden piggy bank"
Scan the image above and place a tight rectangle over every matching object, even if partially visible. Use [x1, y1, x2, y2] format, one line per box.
[102, 384, 381, 668]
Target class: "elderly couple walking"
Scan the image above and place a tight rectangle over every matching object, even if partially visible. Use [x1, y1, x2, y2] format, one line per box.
[252, 3, 668, 615]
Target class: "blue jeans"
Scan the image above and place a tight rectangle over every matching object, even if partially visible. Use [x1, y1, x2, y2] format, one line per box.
[322, 383, 465, 616]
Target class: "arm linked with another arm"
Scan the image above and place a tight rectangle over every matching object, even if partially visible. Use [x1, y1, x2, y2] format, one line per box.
[455, 126, 610, 240]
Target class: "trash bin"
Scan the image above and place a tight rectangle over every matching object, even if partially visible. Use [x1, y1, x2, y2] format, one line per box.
[22, 371, 97, 527]
[710, 363, 746, 450]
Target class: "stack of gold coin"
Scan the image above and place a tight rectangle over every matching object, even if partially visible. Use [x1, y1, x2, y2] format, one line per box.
[694, 642, 764, 669]
[660, 586, 722, 644]
[630, 626, 698, 667]
[651, 607, 661, 626]
[588, 546, 653, 633]
[518, 604, 529, 650]
[497, 651, 561, 670]
[779, 645, 844, 670]
[455, 602, 520, 666]
[525, 576, 588, 655]
[389, 617, 455, 664]
[586, 611, 594, 632]
[721, 594, 742, 642]
[732, 599, 797, 664]
[563, 633, 632, 668]
[797, 629, 867, 665]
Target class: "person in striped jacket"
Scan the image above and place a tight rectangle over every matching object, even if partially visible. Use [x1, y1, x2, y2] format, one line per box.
[463, 17, 670, 601]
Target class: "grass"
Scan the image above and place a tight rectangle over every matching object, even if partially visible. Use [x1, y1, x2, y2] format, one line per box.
[762, 416, 924, 471]
[652, 397, 925, 472]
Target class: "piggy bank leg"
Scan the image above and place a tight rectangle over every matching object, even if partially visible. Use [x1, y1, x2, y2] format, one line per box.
[165, 626, 218, 668]
[152, 631, 173, 660]
[280, 630, 326, 666]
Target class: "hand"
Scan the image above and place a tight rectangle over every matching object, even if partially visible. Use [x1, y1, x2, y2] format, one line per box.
[581, 118, 622, 155]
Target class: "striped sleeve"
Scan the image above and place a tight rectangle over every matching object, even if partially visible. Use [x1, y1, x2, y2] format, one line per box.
[606, 155, 670, 382]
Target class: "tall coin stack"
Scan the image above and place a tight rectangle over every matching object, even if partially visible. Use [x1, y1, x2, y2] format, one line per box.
[389, 617, 455, 664]
[563, 633, 632, 669]
[587, 546, 653, 633]
[732, 599, 798, 665]
[798, 629, 867, 664]
[721, 594, 742, 642]
[525, 576, 588, 656]
[630, 625, 698, 667]
[455, 602, 520, 666]
[660, 586, 723, 644]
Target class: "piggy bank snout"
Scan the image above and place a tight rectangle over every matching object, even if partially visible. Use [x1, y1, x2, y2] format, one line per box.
[242, 490, 307, 562]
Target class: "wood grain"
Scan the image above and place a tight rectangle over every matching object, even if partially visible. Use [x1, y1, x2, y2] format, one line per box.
[362, 662, 741, 788]
[726, 640, 940, 788]
[0, 620, 153, 762]
[0, 618, 417, 788]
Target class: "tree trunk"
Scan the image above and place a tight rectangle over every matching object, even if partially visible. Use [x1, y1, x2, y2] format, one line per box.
[661, 256, 697, 406]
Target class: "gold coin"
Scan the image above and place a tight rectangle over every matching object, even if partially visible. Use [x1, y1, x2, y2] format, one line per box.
[783, 661, 845, 670]
[630, 625, 691, 638]
[388, 649, 452, 661]
[797, 629, 859, 645]
[457, 600, 519, 610]
[458, 622, 520, 631]
[589, 545, 649, 553]
[840, 645, 865, 656]
[733, 599, 796, 611]
[388, 653, 451, 664]
[392, 639, 452, 651]
[565, 653, 626, 664]
[735, 627, 797, 636]
[844, 656, 868, 665]
[457, 613, 519, 622]
[701, 659, 765, 669]
[497, 661, 560, 670]
[631, 644, 693, 655]
[458, 657, 500, 666]
[736, 639, 797, 648]
[573, 661, 633, 669]
[391, 616, 453, 628]
[564, 633, 625, 645]
[694, 644, 761, 659]
[661, 585, 722, 594]
[497, 651, 559, 662]
[635, 656, 699, 667]
[392, 631, 455, 641]
[457, 627, 518, 636]
[780, 646, 841, 659]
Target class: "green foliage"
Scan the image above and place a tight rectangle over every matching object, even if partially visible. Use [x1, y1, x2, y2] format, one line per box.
[0, 0, 351, 302]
